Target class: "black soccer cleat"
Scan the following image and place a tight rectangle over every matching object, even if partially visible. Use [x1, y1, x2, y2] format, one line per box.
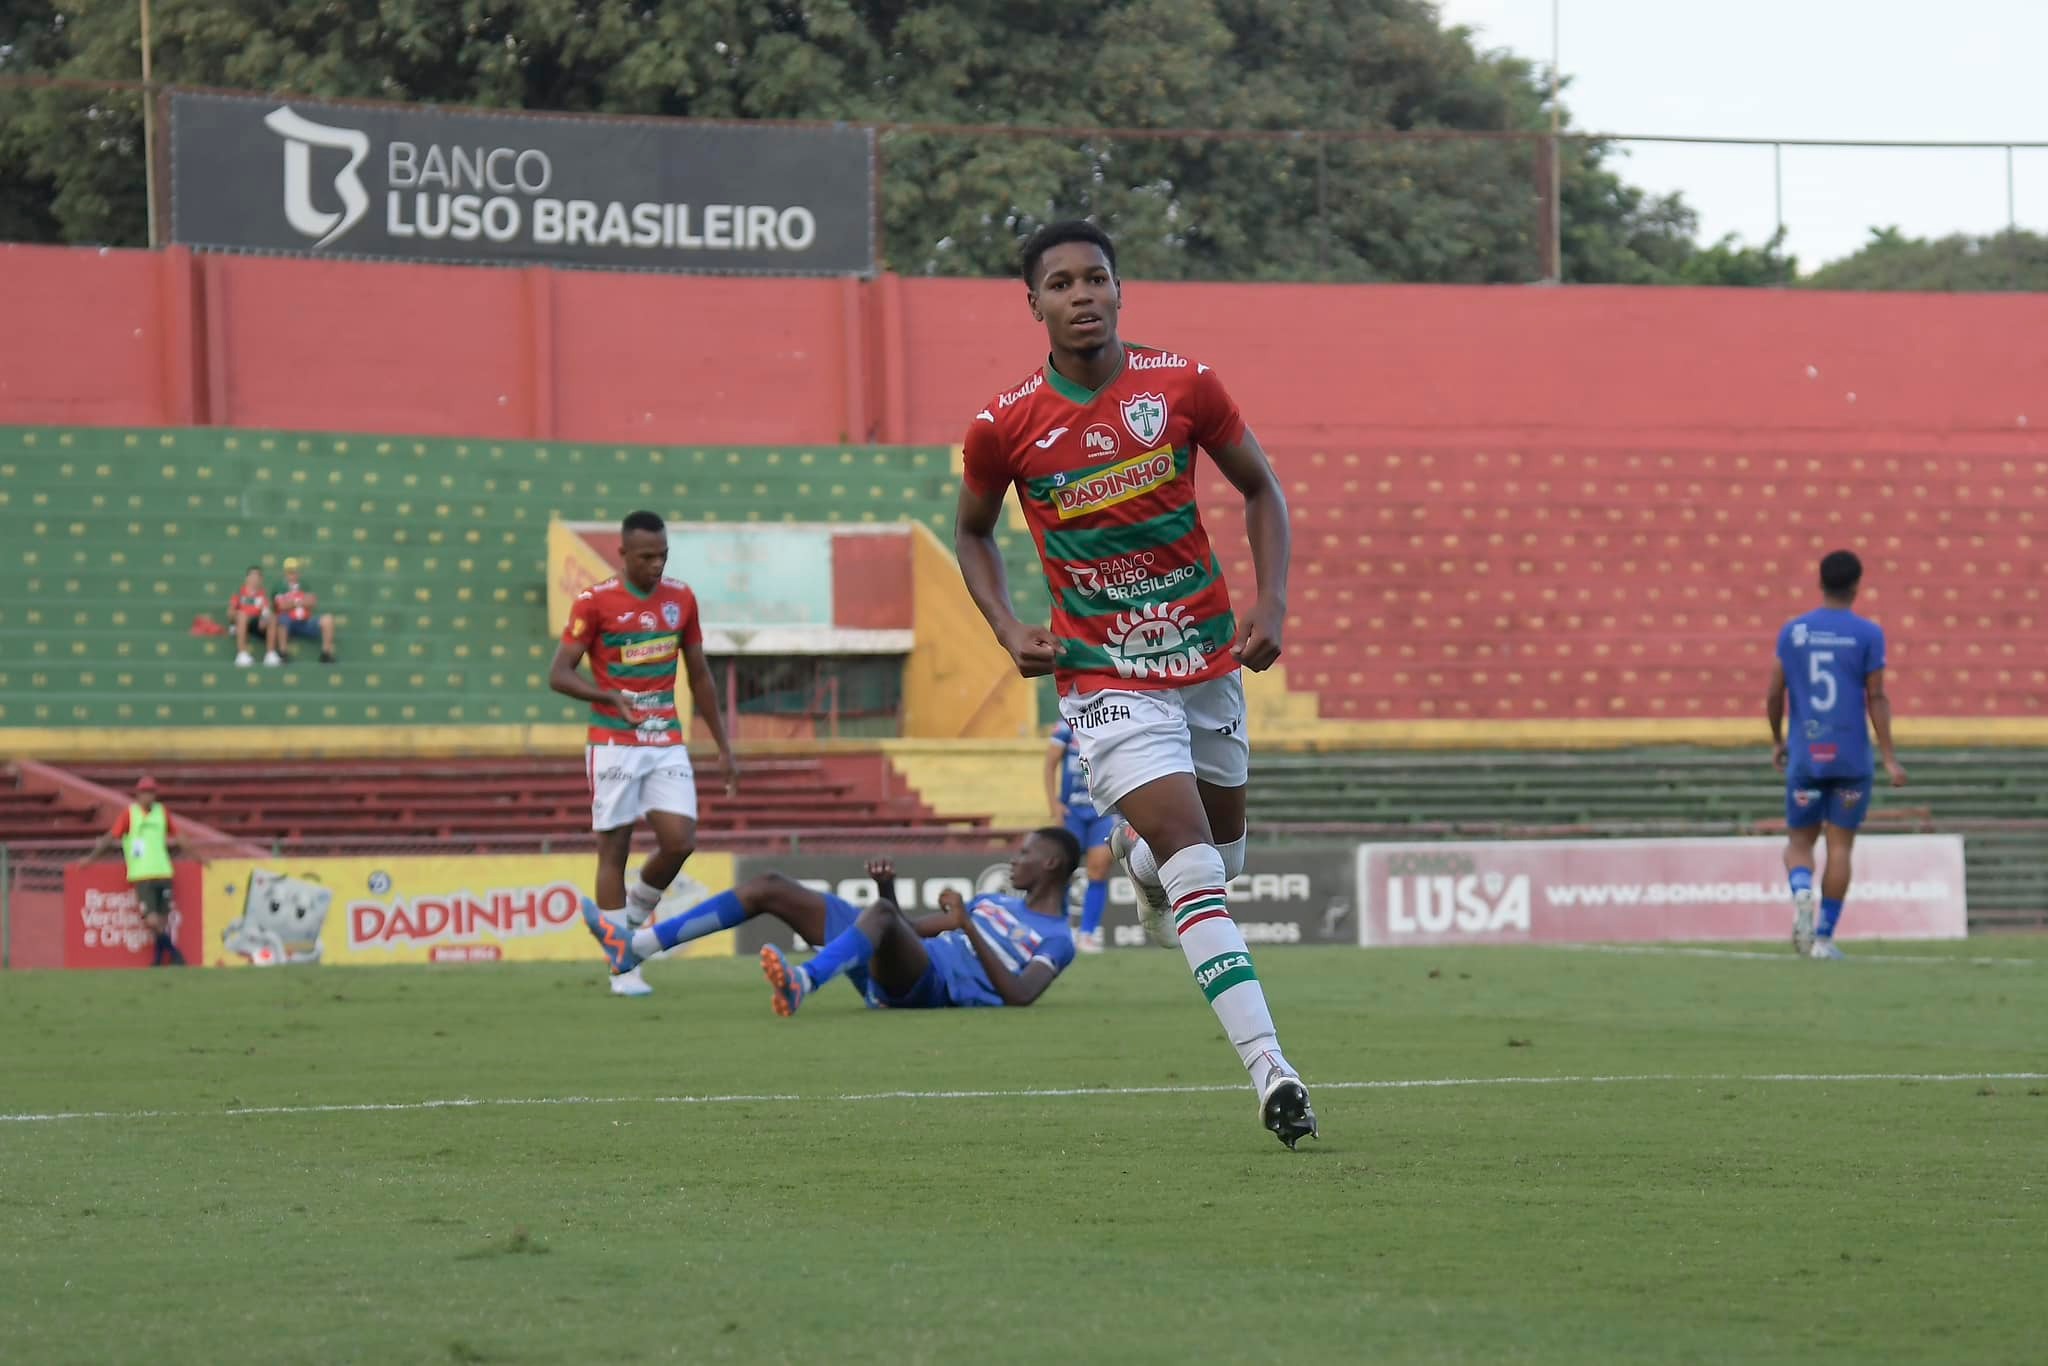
[1260, 1074, 1319, 1150]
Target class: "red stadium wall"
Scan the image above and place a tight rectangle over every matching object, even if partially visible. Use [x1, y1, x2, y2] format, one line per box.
[5, 243, 2043, 728]
[7, 241, 2047, 449]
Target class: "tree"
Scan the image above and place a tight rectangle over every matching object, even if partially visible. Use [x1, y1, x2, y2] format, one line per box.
[0, 0, 1780, 286]
[1803, 227, 2048, 292]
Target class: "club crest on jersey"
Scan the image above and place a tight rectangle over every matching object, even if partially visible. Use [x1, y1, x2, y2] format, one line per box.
[1053, 448, 1175, 520]
[1104, 602, 1207, 681]
[661, 601, 682, 629]
[1120, 393, 1168, 446]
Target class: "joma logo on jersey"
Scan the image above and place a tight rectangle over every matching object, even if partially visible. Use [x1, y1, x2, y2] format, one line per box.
[1053, 448, 1174, 520]
[619, 637, 678, 665]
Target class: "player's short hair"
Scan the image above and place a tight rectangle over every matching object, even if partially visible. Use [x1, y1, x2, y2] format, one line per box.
[246, 564, 262, 574]
[621, 510, 665, 536]
[1819, 549, 1863, 595]
[1031, 826, 1084, 883]
[1021, 220, 1117, 290]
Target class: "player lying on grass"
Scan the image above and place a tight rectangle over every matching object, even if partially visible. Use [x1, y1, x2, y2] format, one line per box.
[579, 829, 1082, 1012]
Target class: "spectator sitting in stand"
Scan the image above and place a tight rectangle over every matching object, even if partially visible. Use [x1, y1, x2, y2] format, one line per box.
[267, 557, 338, 665]
[229, 564, 272, 668]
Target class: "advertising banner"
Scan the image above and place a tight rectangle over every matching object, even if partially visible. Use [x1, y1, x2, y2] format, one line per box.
[202, 853, 735, 966]
[732, 846, 1357, 952]
[63, 862, 206, 968]
[1356, 836, 1967, 947]
[171, 91, 875, 275]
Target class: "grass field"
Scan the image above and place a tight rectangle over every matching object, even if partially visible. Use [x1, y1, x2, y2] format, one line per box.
[3, 941, 2044, 1365]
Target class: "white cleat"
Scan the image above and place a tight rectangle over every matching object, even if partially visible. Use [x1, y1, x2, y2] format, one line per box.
[1109, 820, 1176, 948]
[1809, 940, 1845, 962]
[1074, 929, 1105, 955]
[609, 965, 654, 997]
[1791, 888, 1818, 957]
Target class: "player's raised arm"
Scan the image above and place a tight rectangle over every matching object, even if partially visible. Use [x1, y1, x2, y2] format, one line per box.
[1206, 427, 1291, 672]
[1866, 668, 1906, 787]
[954, 472, 1057, 677]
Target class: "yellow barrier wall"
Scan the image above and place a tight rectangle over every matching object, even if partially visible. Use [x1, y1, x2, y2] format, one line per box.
[902, 522, 1037, 739]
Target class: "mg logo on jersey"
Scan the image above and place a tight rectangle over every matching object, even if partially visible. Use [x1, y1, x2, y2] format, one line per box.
[1384, 872, 1532, 935]
[265, 106, 371, 248]
[1104, 602, 1207, 680]
[1082, 423, 1121, 457]
[1053, 448, 1175, 520]
[1120, 393, 1168, 446]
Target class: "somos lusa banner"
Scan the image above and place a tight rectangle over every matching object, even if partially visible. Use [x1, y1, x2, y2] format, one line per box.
[201, 853, 735, 966]
[1356, 836, 1967, 947]
[170, 92, 875, 275]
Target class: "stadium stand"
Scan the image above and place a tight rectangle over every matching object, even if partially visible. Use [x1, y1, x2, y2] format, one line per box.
[54, 754, 978, 847]
[0, 426, 1048, 732]
[1201, 450, 2048, 724]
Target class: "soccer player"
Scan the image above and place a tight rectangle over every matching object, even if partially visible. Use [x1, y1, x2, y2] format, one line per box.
[1046, 719, 1113, 952]
[952, 219, 1316, 1148]
[577, 830, 1081, 1013]
[1768, 550, 1908, 960]
[76, 776, 191, 966]
[550, 510, 739, 997]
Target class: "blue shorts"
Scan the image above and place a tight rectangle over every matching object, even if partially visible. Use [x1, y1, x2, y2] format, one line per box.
[1064, 806, 1117, 852]
[866, 936, 999, 1010]
[1786, 774, 1874, 830]
[282, 617, 322, 641]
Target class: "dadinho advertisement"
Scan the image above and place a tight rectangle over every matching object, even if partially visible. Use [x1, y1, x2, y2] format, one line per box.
[203, 853, 736, 966]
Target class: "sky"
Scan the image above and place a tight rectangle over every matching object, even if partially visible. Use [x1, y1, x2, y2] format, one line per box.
[1432, 0, 2048, 270]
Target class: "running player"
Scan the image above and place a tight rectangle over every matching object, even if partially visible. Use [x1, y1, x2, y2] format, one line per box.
[577, 829, 1081, 1013]
[1046, 719, 1113, 952]
[550, 510, 739, 996]
[1768, 549, 1907, 960]
[952, 219, 1315, 1148]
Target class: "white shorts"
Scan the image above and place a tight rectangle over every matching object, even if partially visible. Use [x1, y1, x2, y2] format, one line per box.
[586, 744, 697, 831]
[1057, 672, 1250, 812]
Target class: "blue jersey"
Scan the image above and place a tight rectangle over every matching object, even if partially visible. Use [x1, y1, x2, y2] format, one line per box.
[1777, 607, 1886, 779]
[1049, 722, 1094, 814]
[928, 893, 1076, 1008]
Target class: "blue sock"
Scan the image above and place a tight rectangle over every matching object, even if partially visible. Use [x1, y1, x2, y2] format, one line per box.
[647, 889, 749, 951]
[1080, 878, 1108, 934]
[1818, 897, 1844, 938]
[1788, 867, 1814, 897]
[802, 924, 876, 990]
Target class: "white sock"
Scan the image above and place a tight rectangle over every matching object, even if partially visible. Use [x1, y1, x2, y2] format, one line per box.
[626, 874, 667, 918]
[1157, 845, 1292, 1093]
[1126, 836, 1161, 885]
[1217, 832, 1248, 880]
[629, 926, 662, 959]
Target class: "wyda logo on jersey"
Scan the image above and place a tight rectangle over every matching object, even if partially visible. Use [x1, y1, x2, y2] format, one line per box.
[1104, 602, 1207, 680]
[1383, 870, 1532, 936]
[1120, 393, 1168, 446]
[265, 106, 371, 248]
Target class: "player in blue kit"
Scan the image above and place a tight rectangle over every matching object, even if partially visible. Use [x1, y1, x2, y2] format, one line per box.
[1767, 550, 1908, 960]
[1047, 720, 1115, 953]
[579, 828, 1081, 1010]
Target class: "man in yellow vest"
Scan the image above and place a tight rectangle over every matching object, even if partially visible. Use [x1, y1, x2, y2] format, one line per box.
[77, 776, 191, 966]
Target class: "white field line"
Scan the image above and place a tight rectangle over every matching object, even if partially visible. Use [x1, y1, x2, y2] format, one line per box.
[1548, 943, 2041, 966]
[3, 1071, 2042, 1125]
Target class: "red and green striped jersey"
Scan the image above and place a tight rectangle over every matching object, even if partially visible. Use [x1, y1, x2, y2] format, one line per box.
[962, 343, 1248, 695]
[562, 576, 702, 746]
